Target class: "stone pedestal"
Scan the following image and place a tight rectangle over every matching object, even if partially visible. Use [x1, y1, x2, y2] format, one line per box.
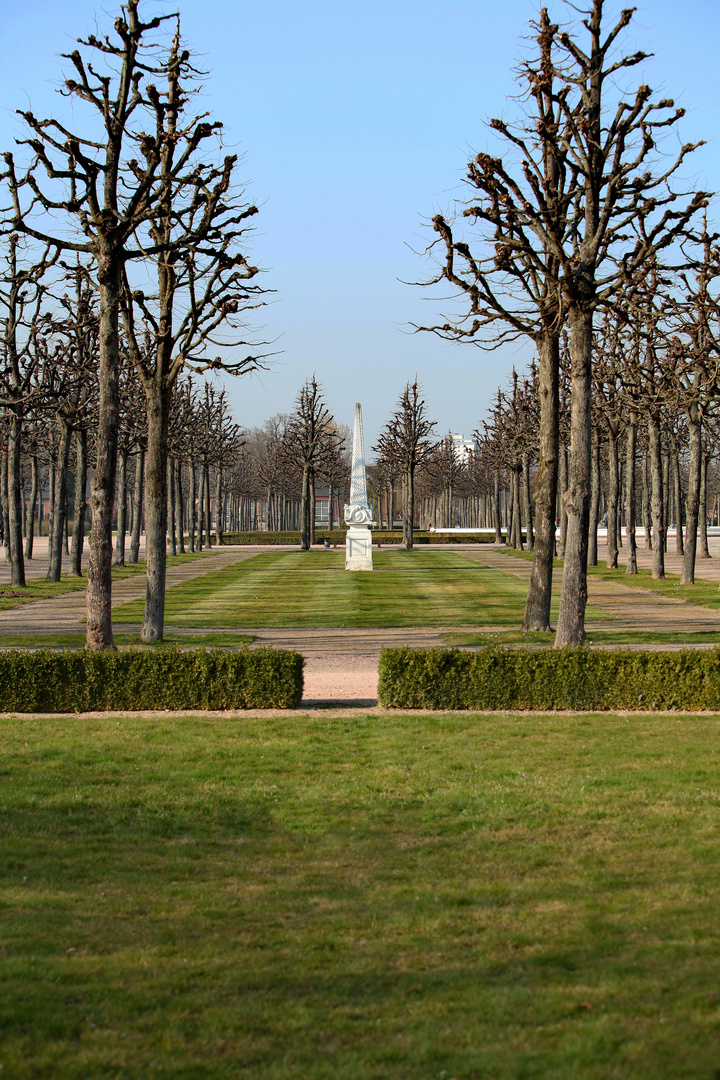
[345, 524, 373, 570]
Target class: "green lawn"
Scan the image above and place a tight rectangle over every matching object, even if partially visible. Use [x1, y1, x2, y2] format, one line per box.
[2, 712, 720, 1078]
[0, 551, 218, 612]
[110, 549, 603, 628]
[499, 546, 720, 610]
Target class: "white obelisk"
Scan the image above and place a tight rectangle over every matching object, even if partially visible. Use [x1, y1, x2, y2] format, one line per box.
[344, 402, 375, 570]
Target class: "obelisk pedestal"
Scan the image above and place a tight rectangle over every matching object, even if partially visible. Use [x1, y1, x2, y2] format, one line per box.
[344, 402, 375, 571]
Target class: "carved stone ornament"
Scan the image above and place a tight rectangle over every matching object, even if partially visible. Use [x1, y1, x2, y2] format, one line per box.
[344, 503, 374, 525]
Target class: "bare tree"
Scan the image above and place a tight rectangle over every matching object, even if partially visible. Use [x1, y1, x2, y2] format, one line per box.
[284, 377, 337, 550]
[418, 2, 706, 643]
[116, 25, 266, 641]
[551, 0, 706, 644]
[0, 235, 57, 585]
[417, 9, 570, 628]
[374, 381, 436, 549]
[670, 229, 720, 584]
[4, 1, 185, 648]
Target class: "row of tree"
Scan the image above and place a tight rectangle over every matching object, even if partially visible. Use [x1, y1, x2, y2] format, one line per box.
[1, 1, 268, 647]
[4, 0, 719, 651]
[414, 0, 717, 646]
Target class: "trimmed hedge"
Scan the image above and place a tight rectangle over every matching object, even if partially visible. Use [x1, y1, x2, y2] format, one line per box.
[418, 532, 500, 545]
[0, 647, 304, 712]
[378, 645, 720, 711]
[219, 530, 501, 546]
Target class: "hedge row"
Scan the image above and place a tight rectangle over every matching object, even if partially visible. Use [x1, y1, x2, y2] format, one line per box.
[378, 646, 720, 711]
[219, 530, 501, 546]
[0, 647, 304, 712]
[418, 532, 500, 545]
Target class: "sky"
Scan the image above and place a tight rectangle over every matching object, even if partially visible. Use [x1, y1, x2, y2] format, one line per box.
[1, 0, 719, 447]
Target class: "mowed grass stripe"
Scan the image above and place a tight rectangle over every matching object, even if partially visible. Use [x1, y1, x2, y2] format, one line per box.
[111, 549, 559, 628]
[3, 713, 720, 1078]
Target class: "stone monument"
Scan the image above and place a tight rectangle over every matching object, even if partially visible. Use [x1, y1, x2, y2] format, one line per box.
[344, 402, 375, 571]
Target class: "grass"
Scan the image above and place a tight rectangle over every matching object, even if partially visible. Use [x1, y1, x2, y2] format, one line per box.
[109, 549, 605, 629]
[2, 712, 720, 1078]
[0, 631, 255, 649]
[0, 550, 218, 612]
[442, 629, 720, 647]
[498, 545, 720, 610]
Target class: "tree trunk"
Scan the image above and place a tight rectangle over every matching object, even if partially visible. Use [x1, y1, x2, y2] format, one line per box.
[402, 467, 415, 549]
[216, 466, 224, 546]
[167, 456, 177, 558]
[588, 426, 600, 567]
[0, 450, 8, 564]
[642, 447, 652, 550]
[176, 461, 185, 553]
[7, 414, 26, 586]
[113, 447, 129, 567]
[700, 451, 711, 559]
[189, 465, 196, 552]
[204, 465, 212, 548]
[46, 458, 55, 567]
[197, 467, 204, 551]
[70, 429, 88, 576]
[47, 420, 71, 582]
[300, 463, 311, 549]
[606, 427, 619, 569]
[680, 411, 701, 585]
[555, 308, 592, 647]
[557, 446, 568, 557]
[493, 468, 502, 543]
[662, 454, 670, 552]
[141, 390, 170, 643]
[129, 446, 144, 565]
[511, 466, 523, 549]
[522, 452, 534, 551]
[86, 259, 120, 651]
[625, 415, 637, 575]
[648, 415, 665, 579]
[24, 454, 38, 561]
[671, 438, 684, 556]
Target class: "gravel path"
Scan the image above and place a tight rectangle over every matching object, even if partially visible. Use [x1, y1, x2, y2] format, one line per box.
[3, 540, 720, 706]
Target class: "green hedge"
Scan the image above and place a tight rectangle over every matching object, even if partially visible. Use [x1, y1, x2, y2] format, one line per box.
[219, 530, 500, 546]
[219, 531, 346, 546]
[417, 532, 500, 545]
[378, 646, 720, 711]
[0, 647, 304, 712]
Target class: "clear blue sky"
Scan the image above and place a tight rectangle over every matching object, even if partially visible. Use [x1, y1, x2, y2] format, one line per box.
[1, 0, 718, 445]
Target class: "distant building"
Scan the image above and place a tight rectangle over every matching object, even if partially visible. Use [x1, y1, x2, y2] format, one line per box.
[452, 433, 476, 463]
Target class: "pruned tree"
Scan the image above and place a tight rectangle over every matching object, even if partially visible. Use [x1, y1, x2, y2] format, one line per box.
[550, 0, 706, 644]
[0, 234, 57, 585]
[417, 1, 706, 644]
[416, 8, 571, 628]
[669, 228, 720, 584]
[283, 377, 337, 550]
[119, 23, 267, 640]
[113, 355, 146, 567]
[374, 380, 436, 549]
[4, 1, 185, 648]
